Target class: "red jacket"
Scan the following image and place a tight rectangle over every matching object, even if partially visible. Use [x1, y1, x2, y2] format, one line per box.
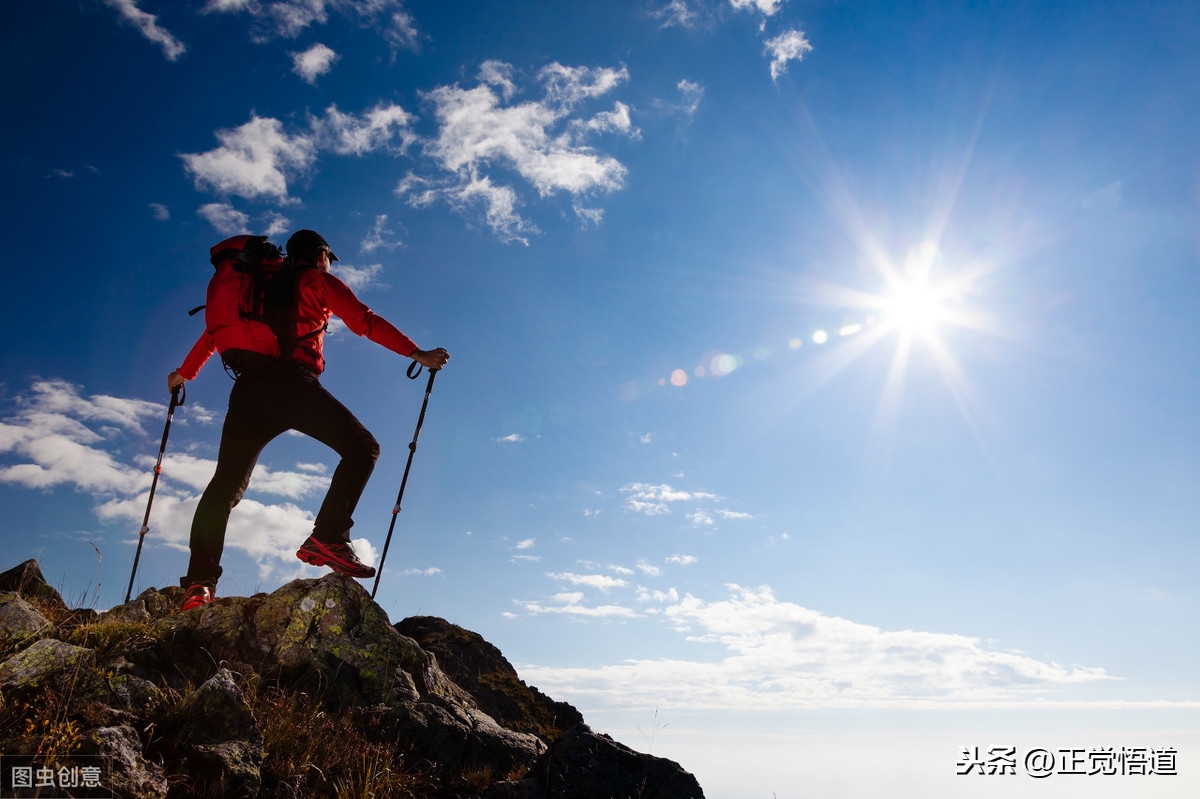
[177, 265, 416, 379]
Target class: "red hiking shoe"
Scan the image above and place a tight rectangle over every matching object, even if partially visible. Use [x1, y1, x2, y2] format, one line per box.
[296, 535, 376, 579]
[181, 583, 215, 611]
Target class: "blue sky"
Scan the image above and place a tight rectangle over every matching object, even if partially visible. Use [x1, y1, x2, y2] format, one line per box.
[3, 1, 1198, 796]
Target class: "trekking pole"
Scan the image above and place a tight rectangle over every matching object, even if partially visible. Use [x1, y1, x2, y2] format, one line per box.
[371, 362, 439, 599]
[124, 384, 185, 603]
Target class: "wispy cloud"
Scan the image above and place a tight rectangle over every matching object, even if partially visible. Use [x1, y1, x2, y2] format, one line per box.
[197, 203, 250, 235]
[652, 0, 697, 29]
[548, 572, 629, 593]
[765, 29, 813, 81]
[621, 482, 718, 515]
[514, 593, 640, 619]
[397, 60, 635, 243]
[203, 0, 419, 49]
[101, 0, 186, 61]
[729, 0, 786, 17]
[292, 43, 339, 84]
[402, 566, 442, 577]
[360, 214, 402, 253]
[495, 433, 524, 443]
[666, 554, 697, 566]
[330, 263, 384, 293]
[519, 584, 1116, 710]
[312, 103, 416, 156]
[149, 203, 170, 221]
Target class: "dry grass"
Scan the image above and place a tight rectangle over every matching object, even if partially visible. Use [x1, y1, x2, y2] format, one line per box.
[244, 680, 436, 799]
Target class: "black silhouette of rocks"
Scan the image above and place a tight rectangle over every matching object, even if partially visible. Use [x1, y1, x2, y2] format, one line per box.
[0, 559, 706, 798]
[396, 615, 585, 741]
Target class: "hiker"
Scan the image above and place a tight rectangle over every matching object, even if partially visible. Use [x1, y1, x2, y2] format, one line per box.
[167, 229, 450, 611]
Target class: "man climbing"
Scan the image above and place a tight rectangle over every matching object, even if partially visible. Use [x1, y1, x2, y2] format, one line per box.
[168, 229, 450, 611]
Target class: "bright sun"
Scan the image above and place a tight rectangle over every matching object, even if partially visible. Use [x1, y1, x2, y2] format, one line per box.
[881, 242, 951, 339]
[884, 278, 946, 337]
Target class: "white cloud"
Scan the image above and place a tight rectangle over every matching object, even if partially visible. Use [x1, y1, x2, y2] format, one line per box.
[621, 482, 718, 515]
[514, 595, 640, 619]
[674, 79, 704, 117]
[181, 115, 317, 202]
[573, 102, 639, 138]
[202, 0, 254, 12]
[402, 566, 442, 577]
[203, 0, 419, 50]
[268, 0, 330, 38]
[183, 103, 414, 208]
[666, 554, 698, 566]
[636, 586, 679, 604]
[149, 203, 170, 221]
[197, 203, 250, 235]
[519, 585, 1115, 711]
[652, 0, 697, 29]
[0, 379, 345, 585]
[495, 433, 524, 443]
[635, 560, 662, 577]
[717, 508, 753, 520]
[514, 538, 536, 550]
[382, 10, 419, 51]
[548, 572, 629, 593]
[312, 103, 415, 156]
[397, 61, 632, 242]
[292, 43, 339, 83]
[765, 28, 813, 81]
[360, 214, 401, 253]
[331, 263, 384, 293]
[729, 0, 786, 16]
[101, 0, 186, 61]
[687, 509, 714, 526]
[261, 210, 291, 238]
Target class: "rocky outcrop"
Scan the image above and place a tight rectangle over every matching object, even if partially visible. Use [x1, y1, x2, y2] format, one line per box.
[486, 724, 706, 799]
[396, 615, 585, 741]
[0, 560, 706, 798]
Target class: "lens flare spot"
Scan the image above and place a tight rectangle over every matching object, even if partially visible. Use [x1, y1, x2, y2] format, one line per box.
[709, 353, 742, 377]
[812, 330, 829, 344]
[788, 338, 803, 350]
[670, 369, 688, 387]
[839, 323, 862, 337]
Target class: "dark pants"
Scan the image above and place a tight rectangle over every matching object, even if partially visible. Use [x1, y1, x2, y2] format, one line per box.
[182, 358, 380, 587]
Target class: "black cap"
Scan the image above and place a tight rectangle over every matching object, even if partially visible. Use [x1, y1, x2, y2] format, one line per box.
[286, 229, 339, 263]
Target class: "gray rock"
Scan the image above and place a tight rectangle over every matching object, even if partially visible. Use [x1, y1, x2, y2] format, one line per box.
[396, 615, 584, 740]
[175, 668, 264, 798]
[108, 672, 166, 714]
[0, 559, 67, 611]
[0, 591, 53, 652]
[0, 637, 95, 691]
[0, 562, 709, 798]
[383, 696, 547, 779]
[80, 725, 169, 799]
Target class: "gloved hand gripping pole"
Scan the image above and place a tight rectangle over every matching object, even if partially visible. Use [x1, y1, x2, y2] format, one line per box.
[372, 363, 439, 600]
[124, 384, 185, 603]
